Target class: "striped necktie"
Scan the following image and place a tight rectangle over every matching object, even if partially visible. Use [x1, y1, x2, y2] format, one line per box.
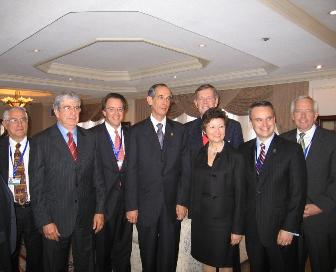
[298, 132, 305, 151]
[67, 132, 78, 161]
[256, 143, 266, 175]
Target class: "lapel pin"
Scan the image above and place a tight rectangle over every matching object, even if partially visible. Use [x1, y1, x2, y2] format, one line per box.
[272, 148, 277, 154]
[171, 132, 174, 136]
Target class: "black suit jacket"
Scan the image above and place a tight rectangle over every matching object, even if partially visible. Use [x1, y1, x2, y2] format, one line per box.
[281, 127, 336, 233]
[191, 144, 245, 234]
[125, 118, 191, 226]
[239, 134, 306, 246]
[90, 123, 129, 221]
[185, 117, 244, 160]
[29, 124, 105, 237]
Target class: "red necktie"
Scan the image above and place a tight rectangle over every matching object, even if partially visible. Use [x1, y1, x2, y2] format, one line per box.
[202, 132, 208, 146]
[67, 132, 78, 161]
[114, 129, 124, 162]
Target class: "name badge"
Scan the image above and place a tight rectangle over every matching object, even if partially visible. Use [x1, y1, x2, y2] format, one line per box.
[8, 177, 21, 185]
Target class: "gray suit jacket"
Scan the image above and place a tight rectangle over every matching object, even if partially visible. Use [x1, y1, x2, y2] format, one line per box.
[282, 127, 336, 233]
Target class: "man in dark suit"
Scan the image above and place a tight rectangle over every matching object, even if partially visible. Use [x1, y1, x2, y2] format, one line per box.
[240, 101, 306, 272]
[91, 93, 132, 272]
[0, 173, 16, 272]
[125, 83, 190, 272]
[185, 84, 243, 160]
[281, 96, 336, 272]
[0, 107, 42, 272]
[29, 92, 105, 272]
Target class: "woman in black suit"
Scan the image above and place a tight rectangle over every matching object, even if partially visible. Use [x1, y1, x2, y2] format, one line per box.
[190, 108, 245, 272]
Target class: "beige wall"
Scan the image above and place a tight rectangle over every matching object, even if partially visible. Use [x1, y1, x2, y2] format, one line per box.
[310, 77, 336, 115]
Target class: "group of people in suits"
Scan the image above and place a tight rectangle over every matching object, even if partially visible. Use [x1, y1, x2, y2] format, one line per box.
[0, 82, 335, 272]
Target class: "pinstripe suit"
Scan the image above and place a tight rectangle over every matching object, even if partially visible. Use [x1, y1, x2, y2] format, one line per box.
[239, 134, 306, 272]
[29, 124, 105, 271]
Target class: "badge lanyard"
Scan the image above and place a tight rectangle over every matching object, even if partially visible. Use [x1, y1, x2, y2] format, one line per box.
[303, 140, 312, 159]
[9, 140, 28, 177]
[107, 129, 123, 160]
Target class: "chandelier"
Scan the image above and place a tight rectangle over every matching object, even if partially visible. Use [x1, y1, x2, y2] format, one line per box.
[1, 90, 33, 107]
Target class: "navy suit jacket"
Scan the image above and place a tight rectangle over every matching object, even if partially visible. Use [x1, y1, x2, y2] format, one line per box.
[185, 117, 244, 160]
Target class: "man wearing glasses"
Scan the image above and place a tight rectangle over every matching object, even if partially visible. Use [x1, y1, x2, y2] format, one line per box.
[126, 83, 191, 272]
[29, 92, 105, 271]
[91, 93, 132, 272]
[0, 107, 43, 272]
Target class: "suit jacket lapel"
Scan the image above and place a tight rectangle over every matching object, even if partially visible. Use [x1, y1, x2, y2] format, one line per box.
[51, 124, 77, 164]
[144, 118, 162, 151]
[0, 137, 10, 182]
[305, 127, 321, 163]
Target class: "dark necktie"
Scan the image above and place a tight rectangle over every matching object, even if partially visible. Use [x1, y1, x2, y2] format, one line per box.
[157, 123, 164, 149]
[13, 143, 28, 204]
[256, 143, 266, 175]
[67, 132, 78, 161]
[298, 132, 305, 151]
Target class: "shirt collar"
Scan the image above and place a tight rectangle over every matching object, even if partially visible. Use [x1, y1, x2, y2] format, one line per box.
[296, 124, 316, 139]
[105, 121, 122, 136]
[150, 114, 167, 130]
[9, 136, 28, 147]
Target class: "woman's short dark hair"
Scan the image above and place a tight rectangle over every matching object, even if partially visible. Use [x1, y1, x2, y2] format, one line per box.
[201, 108, 227, 131]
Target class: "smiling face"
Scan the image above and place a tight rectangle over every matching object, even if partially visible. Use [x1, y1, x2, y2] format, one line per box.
[204, 117, 225, 144]
[3, 108, 28, 142]
[103, 97, 125, 129]
[147, 85, 172, 121]
[54, 97, 81, 131]
[250, 106, 276, 142]
[194, 88, 219, 116]
[292, 98, 318, 132]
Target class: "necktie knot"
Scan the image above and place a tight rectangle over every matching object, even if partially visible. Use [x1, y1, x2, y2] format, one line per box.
[157, 123, 163, 130]
[15, 143, 21, 149]
[67, 131, 78, 161]
[256, 143, 266, 175]
[298, 132, 306, 151]
[260, 143, 265, 150]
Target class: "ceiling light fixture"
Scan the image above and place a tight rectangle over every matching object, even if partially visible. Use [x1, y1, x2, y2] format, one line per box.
[316, 64, 323, 70]
[329, 10, 336, 15]
[33, 49, 40, 53]
[173, 75, 177, 79]
[68, 77, 72, 81]
[261, 37, 270, 42]
[199, 44, 206, 48]
[1, 90, 33, 107]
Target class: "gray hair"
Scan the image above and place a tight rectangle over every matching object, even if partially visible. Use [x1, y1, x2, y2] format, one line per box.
[290, 96, 318, 113]
[147, 83, 170, 97]
[195, 84, 219, 99]
[53, 92, 81, 110]
[2, 107, 28, 121]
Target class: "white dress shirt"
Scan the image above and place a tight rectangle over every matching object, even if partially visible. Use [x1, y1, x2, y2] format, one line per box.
[105, 122, 125, 169]
[296, 124, 316, 159]
[150, 114, 167, 134]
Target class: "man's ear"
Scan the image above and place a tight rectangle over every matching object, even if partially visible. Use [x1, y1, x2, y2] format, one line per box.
[147, 96, 153, 106]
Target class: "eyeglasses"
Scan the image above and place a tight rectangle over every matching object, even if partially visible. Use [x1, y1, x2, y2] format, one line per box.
[5, 117, 28, 125]
[154, 95, 173, 102]
[294, 109, 315, 114]
[60, 106, 81, 112]
[105, 107, 124, 113]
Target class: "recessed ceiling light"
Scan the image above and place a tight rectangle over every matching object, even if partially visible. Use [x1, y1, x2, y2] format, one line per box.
[173, 75, 177, 79]
[33, 49, 40, 53]
[68, 77, 72, 81]
[316, 64, 322, 70]
[261, 37, 270, 42]
[329, 10, 336, 15]
[199, 44, 206, 48]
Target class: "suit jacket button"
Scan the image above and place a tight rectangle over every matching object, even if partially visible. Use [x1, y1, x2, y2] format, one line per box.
[257, 191, 261, 194]
[75, 200, 78, 203]
[211, 174, 216, 177]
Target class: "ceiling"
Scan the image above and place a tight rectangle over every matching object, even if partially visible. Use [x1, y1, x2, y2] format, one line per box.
[0, 0, 335, 102]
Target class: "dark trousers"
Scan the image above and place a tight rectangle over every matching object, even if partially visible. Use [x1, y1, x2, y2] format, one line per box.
[137, 205, 181, 272]
[43, 222, 94, 272]
[298, 226, 336, 272]
[12, 205, 42, 272]
[246, 234, 298, 272]
[0, 233, 12, 272]
[95, 192, 132, 272]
